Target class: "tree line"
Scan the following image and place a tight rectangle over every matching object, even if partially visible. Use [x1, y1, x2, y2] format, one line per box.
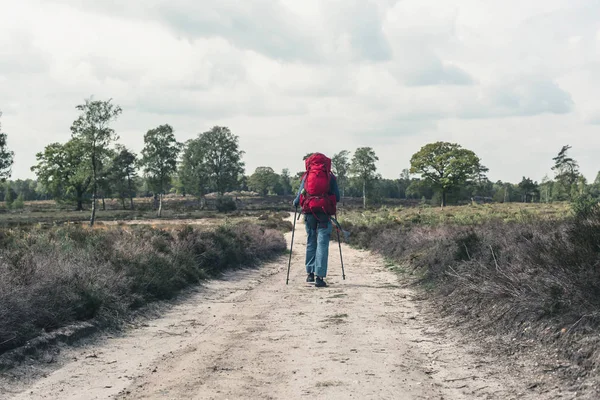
[0, 98, 598, 224]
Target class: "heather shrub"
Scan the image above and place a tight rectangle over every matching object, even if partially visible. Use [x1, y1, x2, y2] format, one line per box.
[0, 223, 285, 354]
[343, 208, 600, 373]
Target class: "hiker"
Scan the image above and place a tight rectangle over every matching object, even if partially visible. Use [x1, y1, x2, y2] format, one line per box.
[293, 153, 341, 288]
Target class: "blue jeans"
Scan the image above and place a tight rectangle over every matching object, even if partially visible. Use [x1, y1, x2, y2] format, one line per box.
[305, 215, 333, 278]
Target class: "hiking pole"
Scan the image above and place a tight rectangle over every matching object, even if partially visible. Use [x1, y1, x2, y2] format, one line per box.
[286, 206, 298, 285]
[336, 226, 346, 280]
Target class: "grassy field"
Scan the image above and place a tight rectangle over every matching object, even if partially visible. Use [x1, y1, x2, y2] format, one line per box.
[0, 196, 296, 231]
[337, 201, 572, 228]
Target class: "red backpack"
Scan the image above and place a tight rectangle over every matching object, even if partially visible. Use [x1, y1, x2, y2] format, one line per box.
[300, 153, 337, 216]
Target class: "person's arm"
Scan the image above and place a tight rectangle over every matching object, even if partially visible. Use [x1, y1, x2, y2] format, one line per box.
[330, 174, 341, 202]
[293, 179, 305, 207]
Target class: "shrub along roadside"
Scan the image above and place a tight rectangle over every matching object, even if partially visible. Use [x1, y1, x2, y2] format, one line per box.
[0, 223, 285, 356]
[341, 205, 600, 380]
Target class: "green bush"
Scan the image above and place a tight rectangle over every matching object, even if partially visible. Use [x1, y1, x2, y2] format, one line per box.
[216, 196, 237, 213]
[12, 194, 24, 210]
[571, 196, 600, 220]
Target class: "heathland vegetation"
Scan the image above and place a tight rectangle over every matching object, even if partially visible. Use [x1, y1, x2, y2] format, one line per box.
[1, 98, 599, 383]
[337, 199, 600, 381]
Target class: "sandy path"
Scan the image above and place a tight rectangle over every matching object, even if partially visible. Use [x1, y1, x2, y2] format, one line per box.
[2, 216, 538, 400]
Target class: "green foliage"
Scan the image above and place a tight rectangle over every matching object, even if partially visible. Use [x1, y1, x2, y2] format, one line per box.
[9, 179, 38, 201]
[109, 145, 137, 209]
[552, 145, 579, 183]
[12, 193, 24, 210]
[280, 168, 292, 195]
[571, 196, 600, 220]
[31, 139, 92, 210]
[179, 126, 244, 198]
[332, 150, 350, 197]
[0, 111, 14, 181]
[350, 147, 379, 207]
[410, 142, 485, 207]
[406, 178, 435, 200]
[248, 166, 280, 196]
[202, 126, 244, 195]
[517, 177, 539, 202]
[591, 171, 600, 199]
[551, 145, 581, 201]
[70, 98, 122, 224]
[290, 171, 304, 196]
[140, 124, 182, 195]
[350, 147, 379, 181]
[70, 99, 122, 151]
[179, 136, 209, 199]
[4, 183, 14, 206]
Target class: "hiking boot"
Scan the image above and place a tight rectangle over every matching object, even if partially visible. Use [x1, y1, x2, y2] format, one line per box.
[306, 273, 315, 283]
[315, 277, 327, 288]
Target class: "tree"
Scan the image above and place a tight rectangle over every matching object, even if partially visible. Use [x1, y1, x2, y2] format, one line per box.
[290, 171, 304, 196]
[551, 145, 580, 201]
[239, 175, 249, 191]
[0, 111, 14, 181]
[96, 149, 115, 211]
[470, 164, 492, 197]
[517, 177, 539, 203]
[4, 183, 14, 208]
[332, 150, 350, 199]
[139, 124, 182, 217]
[406, 178, 435, 200]
[398, 169, 411, 199]
[410, 142, 485, 207]
[197, 126, 244, 195]
[12, 193, 24, 210]
[13, 179, 36, 201]
[110, 146, 137, 209]
[179, 137, 209, 207]
[552, 145, 579, 182]
[373, 178, 402, 200]
[248, 167, 280, 196]
[350, 147, 379, 208]
[280, 168, 292, 195]
[538, 175, 553, 203]
[70, 98, 122, 225]
[591, 172, 600, 199]
[31, 140, 92, 210]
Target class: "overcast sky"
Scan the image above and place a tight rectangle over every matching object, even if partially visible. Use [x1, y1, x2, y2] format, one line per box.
[1, 0, 599, 182]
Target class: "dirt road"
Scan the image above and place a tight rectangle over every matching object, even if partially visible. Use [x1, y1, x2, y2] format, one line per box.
[2, 217, 548, 399]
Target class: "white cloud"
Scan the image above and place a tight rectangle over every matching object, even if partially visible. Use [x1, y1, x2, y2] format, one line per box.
[0, 0, 599, 183]
[587, 112, 600, 125]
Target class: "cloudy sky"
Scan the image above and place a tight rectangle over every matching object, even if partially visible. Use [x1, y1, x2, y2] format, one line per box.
[1, 0, 599, 182]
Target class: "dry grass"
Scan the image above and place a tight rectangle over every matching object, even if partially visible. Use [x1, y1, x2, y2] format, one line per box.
[337, 202, 571, 228]
[0, 196, 297, 229]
